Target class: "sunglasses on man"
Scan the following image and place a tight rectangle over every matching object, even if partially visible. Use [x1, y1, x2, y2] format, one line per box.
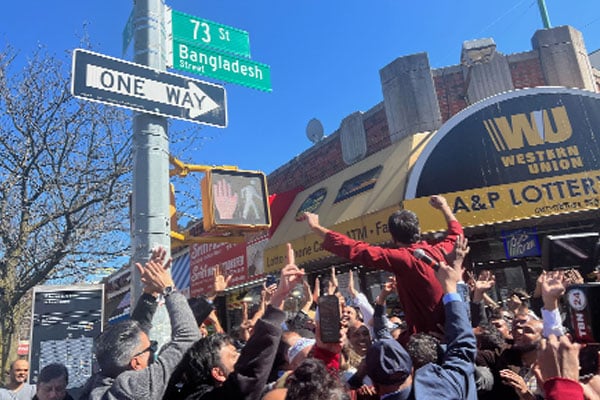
[133, 340, 158, 359]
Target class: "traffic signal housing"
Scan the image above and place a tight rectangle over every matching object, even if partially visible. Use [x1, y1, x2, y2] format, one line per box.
[201, 168, 271, 232]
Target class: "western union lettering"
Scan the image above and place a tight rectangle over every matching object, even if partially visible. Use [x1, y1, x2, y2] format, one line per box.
[484, 106, 572, 151]
[173, 40, 272, 92]
[500, 145, 583, 174]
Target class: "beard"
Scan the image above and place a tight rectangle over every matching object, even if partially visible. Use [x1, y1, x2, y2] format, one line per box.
[512, 340, 539, 353]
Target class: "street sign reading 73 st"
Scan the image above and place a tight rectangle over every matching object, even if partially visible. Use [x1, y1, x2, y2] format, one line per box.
[169, 8, 251, 58]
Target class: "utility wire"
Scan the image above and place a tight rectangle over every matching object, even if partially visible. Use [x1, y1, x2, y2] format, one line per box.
[582, 16, 600, 29]
[472, 0, 534, 38]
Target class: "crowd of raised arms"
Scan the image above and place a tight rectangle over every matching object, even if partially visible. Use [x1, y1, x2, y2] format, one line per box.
[2, 195, 599, 400]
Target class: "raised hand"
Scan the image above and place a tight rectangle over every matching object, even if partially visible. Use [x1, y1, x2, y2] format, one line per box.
[149, 245, 170, 267]
[472, 270, 495, 302]
[313, 276, 321, 304]
[564, 268, 584, 288]
[302, 212, 320, 229]
[536, 334, 581, 382]
[301, 279, 313, 311]
[382, 275, 396, 297]
[430, 194, 458, 223]
[137, 245, 173, 295]
[136, 258, 174, 295]
[208, 264, 233, 301]
[270, 243, 305, 309]
[213, 179, 238, 219]
[348, 270, 357, 298]
[541, 270, 565, 311]
[376, 275, 396, 305]
[214, 264, 232, 293]
[443, 235, 470, 270]
[434, 260, 462, 295]
[327, 266, 339, 295]
[428, 195, 448, 210]
[302, 212, 329, 237]
[262, 282, 277, 303]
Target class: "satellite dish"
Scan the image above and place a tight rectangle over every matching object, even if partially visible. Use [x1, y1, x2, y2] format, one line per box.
[306, 118, 324, 144]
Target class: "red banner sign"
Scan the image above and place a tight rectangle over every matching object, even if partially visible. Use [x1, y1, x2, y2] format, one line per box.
[17, 341, 29, 356]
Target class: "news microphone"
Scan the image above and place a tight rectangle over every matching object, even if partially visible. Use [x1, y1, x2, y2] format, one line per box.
[413, 249, 440, 271]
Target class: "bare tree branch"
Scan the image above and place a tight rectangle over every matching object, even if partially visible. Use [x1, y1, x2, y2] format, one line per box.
[0, 44, 132, 372]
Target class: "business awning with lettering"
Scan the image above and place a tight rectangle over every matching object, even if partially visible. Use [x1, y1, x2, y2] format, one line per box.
[263, 135, 429, 273]
[403, 87, 600, 233]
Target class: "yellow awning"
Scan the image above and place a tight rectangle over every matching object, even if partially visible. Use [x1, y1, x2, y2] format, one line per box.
[263, 132, 431, 273]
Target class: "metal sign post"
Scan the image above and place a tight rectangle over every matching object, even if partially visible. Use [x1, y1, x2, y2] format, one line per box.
[130, 0, 171, 344]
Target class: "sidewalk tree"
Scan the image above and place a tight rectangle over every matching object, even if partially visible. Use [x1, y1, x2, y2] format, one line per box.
[0, 45, 131, 374]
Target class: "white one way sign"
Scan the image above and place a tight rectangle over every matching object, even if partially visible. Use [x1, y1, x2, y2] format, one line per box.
[71, 49, 227, 127]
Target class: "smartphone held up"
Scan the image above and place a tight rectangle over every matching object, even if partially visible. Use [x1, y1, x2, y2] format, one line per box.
[318, 295, 341, 343]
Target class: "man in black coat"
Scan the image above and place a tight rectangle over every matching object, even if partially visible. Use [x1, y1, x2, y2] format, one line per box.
[167, 244, 304, 400]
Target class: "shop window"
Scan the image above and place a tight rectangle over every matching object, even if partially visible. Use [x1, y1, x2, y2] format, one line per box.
[295, 187, 327, 221]
[475, 260, 541, 305]
[334, 166, 382, 203]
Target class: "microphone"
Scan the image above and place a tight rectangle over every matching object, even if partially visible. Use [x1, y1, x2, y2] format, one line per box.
[413, 249, 440, 271]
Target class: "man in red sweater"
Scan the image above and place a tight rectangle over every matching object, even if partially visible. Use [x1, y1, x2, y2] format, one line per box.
[303, 195, 463, 341]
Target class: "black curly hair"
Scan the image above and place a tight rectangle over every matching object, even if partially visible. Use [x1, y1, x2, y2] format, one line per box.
[286, 358, 349, 400]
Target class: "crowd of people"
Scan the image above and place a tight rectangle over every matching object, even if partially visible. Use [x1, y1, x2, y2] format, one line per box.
[0, 360, 73, 400]
[2, 195, 600, 400]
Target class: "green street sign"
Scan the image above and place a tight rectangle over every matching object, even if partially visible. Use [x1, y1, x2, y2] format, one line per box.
[170, 9, 251, 58]
[172, 39, 272, 92]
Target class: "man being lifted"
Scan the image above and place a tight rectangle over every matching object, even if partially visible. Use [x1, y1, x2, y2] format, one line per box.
[303, 195, 463, 342]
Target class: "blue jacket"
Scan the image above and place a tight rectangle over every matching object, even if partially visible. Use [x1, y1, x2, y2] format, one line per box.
[412, 299, 477, 400]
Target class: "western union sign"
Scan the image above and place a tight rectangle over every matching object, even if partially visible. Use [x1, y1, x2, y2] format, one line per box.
[405, 87, 600, 232]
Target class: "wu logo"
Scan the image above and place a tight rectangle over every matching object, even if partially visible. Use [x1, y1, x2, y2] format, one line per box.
[484, 106, 572, 151]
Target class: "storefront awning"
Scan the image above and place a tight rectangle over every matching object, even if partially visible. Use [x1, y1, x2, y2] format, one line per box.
[172, 251, 190, 292]
[403, 87, 600, 233]
[263, 135, 429, 273]
[269, 187, 304, 236]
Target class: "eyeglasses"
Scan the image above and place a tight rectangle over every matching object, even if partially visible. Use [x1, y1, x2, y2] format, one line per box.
[133, 340, 158, 358]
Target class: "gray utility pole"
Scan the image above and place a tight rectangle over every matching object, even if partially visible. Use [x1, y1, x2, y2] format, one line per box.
[131, 0, 172, 342]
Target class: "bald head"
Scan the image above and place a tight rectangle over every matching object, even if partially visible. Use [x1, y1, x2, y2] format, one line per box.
[8, 359, 30, 389]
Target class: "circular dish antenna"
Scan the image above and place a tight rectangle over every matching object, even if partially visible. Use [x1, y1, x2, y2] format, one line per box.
[306, 118, 324, 143]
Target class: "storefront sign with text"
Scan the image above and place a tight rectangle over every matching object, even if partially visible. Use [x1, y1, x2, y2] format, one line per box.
[403, 169, 600, 232]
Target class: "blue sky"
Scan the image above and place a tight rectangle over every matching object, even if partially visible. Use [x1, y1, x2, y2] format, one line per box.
[1, 1, 599, 220]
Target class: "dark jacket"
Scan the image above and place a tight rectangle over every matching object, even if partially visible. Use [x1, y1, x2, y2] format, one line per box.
[178, 305, 286, 400]
[33, 394, 75, 400]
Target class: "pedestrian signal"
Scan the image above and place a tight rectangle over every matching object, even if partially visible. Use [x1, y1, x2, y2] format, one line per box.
[201, 168, 271, 232]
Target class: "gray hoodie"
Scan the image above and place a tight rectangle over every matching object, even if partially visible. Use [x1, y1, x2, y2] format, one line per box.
[81, 292, 200, 400]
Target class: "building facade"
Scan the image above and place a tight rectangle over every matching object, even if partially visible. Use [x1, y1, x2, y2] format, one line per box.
[104, 24, 600, 327]
[263, 25, 600, 307]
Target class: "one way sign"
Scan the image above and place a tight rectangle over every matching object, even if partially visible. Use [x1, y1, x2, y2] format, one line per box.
[71, 49, 227, 127]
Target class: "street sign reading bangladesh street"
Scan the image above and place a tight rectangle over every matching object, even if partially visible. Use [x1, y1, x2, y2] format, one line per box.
[172, 39, 272, 92]
[71, 49, 227, 127]
[169, 8, 251, 58]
